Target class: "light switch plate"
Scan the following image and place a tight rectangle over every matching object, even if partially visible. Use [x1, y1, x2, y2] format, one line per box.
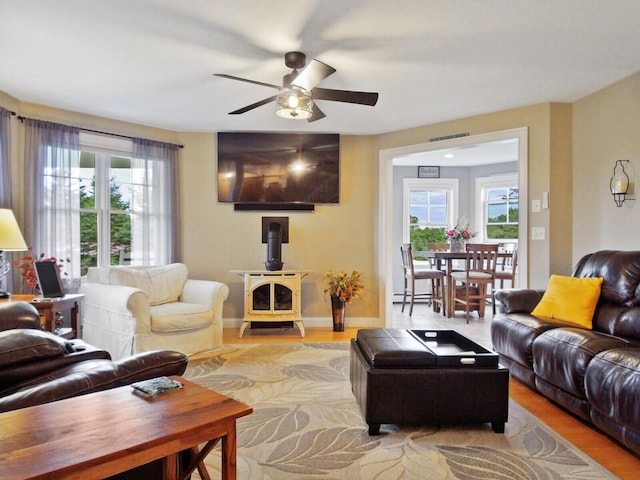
[531, 227, 545, 240]
[532, 199, 541, 213]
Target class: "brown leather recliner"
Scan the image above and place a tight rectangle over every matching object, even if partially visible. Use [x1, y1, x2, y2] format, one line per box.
[0, 301, 188, 413]
[492, 250, 640, 456]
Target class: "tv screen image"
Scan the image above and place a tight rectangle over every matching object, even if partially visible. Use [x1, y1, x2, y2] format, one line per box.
[217, 132, 340, 205]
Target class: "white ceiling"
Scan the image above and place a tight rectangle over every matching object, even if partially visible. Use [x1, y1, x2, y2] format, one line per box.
[2, 0, 640, 135]
[393, 138, 518, 167]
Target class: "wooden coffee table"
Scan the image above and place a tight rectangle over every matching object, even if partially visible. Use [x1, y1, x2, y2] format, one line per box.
[0, 377, 252, 480]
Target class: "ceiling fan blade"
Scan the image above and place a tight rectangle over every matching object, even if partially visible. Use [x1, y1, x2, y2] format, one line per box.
[307, 104, 326, 122]
[228, 95, 278, 115]
[291, 59, 336, 92]
[312, 87, 379, 106]
[214, 74, 280, 90]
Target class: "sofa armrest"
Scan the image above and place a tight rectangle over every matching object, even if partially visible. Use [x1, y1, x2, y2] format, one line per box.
[494, 288, 545, 314]
[0, 302, 42, 331]
[80, 282, 151, 332]
[180, 279, 229, 313]
[0, 350, 188, 413]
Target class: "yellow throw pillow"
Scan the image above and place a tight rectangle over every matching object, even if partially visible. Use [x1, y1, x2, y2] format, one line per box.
[531, 275, 604, 329]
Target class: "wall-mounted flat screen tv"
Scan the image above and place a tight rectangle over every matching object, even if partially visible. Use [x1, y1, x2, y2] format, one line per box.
[217, 132, 340, 205]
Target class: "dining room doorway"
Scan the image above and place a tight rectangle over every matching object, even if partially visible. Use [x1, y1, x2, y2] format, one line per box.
[378, 128, 529, 327]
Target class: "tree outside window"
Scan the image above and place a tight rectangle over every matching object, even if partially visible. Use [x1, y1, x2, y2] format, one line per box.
[486, 186, 518, 240]
[79, 152, 132, 275]
[408, 189, 448, 251]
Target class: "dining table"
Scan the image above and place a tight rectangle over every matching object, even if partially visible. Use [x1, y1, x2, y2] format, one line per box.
[432, 251, 470, 317]
[426, 249, 512, 318]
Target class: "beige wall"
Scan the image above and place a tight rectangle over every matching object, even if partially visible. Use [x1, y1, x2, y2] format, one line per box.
[0, 92, 381, 327]
[176, 131, 380, 326]
[573, 72, 640, 263]
[5, 72, 637, 326]
[376, 103, 572, 287]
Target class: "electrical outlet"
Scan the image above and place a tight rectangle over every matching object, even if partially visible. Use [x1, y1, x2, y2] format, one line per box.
[531, 227, 545, 240]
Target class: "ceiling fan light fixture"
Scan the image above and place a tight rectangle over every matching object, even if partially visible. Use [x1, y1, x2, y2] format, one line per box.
[276, 88, 313, 120]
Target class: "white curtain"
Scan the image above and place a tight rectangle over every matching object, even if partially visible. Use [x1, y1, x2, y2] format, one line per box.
[0, 107, 15, 293]
[24, 119, 81, 289]
[0, 107, 12, 207]
[131, 138, 180, 265]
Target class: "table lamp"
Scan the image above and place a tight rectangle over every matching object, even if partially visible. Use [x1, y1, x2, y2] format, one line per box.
[0, 208, 28, 298]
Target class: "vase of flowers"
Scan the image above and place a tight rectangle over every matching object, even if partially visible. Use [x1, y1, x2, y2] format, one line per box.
[324, 270, 364, 332]
[13, 246, 69, 294]
[446, 218, 475, 252]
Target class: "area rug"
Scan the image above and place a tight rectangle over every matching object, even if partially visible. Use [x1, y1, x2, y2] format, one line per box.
[184, 343, 617, 479]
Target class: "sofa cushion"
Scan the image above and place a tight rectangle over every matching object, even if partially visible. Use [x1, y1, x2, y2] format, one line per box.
[531, 275, 603, 329]
[108, 267, 151, 294]
[532, 327, 631, 400]
[490, 312, 565, 382]
[145, 264, 188, 305]
[0, 329, 70, 369]
[572, 250, 640, 341]
[586, 348, 640, 435]
[102, 264, 188, 306]
[592, 304, 640, 342]
[149, 302, 213, 332]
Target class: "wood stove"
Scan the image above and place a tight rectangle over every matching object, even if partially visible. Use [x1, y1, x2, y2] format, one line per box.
[231, 270, 311, 337]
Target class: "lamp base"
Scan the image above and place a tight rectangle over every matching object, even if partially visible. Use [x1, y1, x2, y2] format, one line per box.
[0, 291, 10, 299]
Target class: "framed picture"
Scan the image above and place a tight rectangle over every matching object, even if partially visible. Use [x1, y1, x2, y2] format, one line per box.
[418, 166, 440, 178]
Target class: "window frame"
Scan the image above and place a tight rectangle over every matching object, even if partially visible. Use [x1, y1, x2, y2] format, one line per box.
[79, 133, 134, 272]
[402, 178, 459, 244]
[475, 173, 519, 244]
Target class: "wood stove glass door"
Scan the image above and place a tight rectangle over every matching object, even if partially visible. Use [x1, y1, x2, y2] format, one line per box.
[250, 282, 294, 313]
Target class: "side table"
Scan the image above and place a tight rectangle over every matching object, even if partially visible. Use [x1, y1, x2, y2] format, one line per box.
[3, 293, 84, 339]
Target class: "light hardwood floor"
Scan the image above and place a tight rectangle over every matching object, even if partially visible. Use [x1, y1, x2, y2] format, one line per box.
[223, 304, 640, 479]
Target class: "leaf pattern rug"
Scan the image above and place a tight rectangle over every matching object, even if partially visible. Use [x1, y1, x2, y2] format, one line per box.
[184, 343, 618, 479]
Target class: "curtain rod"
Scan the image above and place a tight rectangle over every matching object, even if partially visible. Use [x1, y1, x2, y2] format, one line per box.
[16, 115, 184, 149]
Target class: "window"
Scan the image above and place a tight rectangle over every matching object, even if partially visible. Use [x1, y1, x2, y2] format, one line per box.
[25, 124, 178, 284]
[78, 151, 133, 275]
[476, 174, 518, 242]
[77, 132, 179, 275]
[403, 178, 459, 250]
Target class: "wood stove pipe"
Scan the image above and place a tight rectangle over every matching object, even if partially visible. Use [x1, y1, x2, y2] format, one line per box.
[265, 222, 283, 271]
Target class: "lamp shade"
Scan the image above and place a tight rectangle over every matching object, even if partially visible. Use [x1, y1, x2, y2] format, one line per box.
[0, 209, 28, 251]
[276, 88, 313, 120]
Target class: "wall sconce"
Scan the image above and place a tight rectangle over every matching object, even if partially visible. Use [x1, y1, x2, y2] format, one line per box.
[610, 160, 632, 207]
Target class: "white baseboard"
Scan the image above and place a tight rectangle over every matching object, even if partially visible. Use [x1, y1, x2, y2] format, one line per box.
[222, 316, 381, 329]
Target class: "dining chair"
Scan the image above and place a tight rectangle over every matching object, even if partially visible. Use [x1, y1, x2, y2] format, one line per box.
[450, 243, 498, 323]
[493, 246, 518, 313]
[495, 246, 518, 288]
[400, 243, 446, 316]
[426, 242, 450, 269]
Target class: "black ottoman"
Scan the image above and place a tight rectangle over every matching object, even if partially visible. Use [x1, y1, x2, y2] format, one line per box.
[350, 329, 509, 435]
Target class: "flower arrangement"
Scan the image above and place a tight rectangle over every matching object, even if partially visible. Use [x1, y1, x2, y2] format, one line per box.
[324, 270, 364, 304]
[446, 218, 476, 241]
[13, 246, 69, 291]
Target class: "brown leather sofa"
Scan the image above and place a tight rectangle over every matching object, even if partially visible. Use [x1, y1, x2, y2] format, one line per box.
[491, 250, 640, 455]
[0, 301, 188, 412]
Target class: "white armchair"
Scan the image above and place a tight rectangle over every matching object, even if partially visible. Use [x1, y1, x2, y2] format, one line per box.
[79, 263, 228, 360]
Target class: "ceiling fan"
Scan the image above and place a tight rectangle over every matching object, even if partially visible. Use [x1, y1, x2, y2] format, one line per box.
[214, 51, 379, 122]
